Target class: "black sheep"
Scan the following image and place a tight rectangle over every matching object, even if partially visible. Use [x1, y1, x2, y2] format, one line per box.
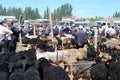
[9, 69, 24, 80]
[87, 45, 97, 61]
[22, 36, 30, 44]
[8, 49, 37, 72]
[36, 40, 49, 51]
[107, 61, 120, 80]
[90, 63, 108, 80]
[0, 70, 9, 80]
[38, 57, 70, 80]
[24, 67, 41, 80]
[23, 49, 37, 68]
[0, 63, 9, 80]
[0, 52, 15, 73]
[90, 57, 108, 80]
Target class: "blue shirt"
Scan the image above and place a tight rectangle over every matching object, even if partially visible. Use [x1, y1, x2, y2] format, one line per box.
[74, 30, 87, 44]
[53, 27, 59, 34]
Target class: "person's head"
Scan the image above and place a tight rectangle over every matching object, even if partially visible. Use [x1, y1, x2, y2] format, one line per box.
[79, 25, 83, 30]
[0, 20, 4, 25]
[20, 25, 24, 30]
[115, 26, 117, 29]
[111, 26, 114, 29]
[55, 26, 58, 28]
[7, 21, 13, 27]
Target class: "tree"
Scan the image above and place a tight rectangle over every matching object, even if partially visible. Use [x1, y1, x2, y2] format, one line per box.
[2, 8, 7, 15]
[43, 7, 49, 19]
[0, 5, 3, 15]
[113, 11, 120, 17]
[52, 3, 73, 21]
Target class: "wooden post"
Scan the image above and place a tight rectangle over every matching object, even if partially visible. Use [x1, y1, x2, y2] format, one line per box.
[94, 29, 98, 50]
[33, 23, 36, 36]
[18, 15, 22, 51]
[49, 9, 54, 42]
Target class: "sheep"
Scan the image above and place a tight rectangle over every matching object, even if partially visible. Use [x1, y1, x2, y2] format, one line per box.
[9, 68, 24, 80]
[0, 53, 16, 80]
[60, 36, 72, 49]
[71, 61, 96, 80]
[0, 62, 9, 80]
[87, 44, 97, 61]
[75, 45, 88, 61]
[0, 70, 9, 80]
[102, 38, 120, 52]
[99, 52, 112, 62]
[107, 61, 120, 80]
[115, 45, 120, 53]
[36, 48, 71, 73]
[36, 48, 49, 60]
[38, 57, 70, 80]
[8, 49, 37, 72]
[36, 39, 54, 52]
[22, 36, 30, 44]
[90, 57, 108, 80]
[24, 67, 41, 80]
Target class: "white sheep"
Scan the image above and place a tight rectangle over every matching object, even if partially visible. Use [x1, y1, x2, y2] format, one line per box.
[36, 47, 71, 73]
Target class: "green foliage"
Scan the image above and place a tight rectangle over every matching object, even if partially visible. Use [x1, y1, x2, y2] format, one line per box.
[113, 11, 120, 17]
[90, 16, 103, 22]
[52, 3, 73, 21]
[0, 3, 73, 20]
[44, 7, 49, 19]
[0, 4, 42, 20]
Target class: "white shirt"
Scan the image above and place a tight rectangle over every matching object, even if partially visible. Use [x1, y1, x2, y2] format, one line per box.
[102, 25, 108, 30]
[0, 25, 13, 41]
[99, 27, 103, 33]
[109, 28, 116, 36]
[105, 27, 111, 34]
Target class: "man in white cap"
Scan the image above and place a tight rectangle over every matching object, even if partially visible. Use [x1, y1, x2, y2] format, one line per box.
[74, 25, 87, 49]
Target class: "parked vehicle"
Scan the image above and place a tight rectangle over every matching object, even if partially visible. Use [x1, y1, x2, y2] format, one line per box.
[113, 20, 120, 27]
[36, 19, 50, 26]
[93, 21, 111, 29]
[54, 20, 74, 30]
[74, 21, 91, 30]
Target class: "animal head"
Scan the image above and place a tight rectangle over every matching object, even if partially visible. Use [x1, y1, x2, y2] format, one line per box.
[38, 57, 50, 68]
[99, 52, 112, 62]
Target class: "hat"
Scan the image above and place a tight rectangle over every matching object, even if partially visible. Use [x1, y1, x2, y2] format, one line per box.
[79, 25, 83, 29]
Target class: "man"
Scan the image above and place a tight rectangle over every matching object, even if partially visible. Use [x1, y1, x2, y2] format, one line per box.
[105, 26, 111, 38]
[7, 21, 21, 52]
[20, 25, 26, 37]
[45, 25, 50, 37]
[0, 21, 13, 53]
[74, 25, 87, 49]
[109, 26, 116, 38]
[20, 15, 24, 25]
[115, 26, 119, 38]
[53, 26, 59, 37]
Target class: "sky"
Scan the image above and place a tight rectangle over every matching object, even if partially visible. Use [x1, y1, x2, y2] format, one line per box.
[0, 0, 120, 17]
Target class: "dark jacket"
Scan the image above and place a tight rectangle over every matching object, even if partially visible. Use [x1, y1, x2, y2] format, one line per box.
[74, 29, 87, 45]
[10, 26, 21, 42]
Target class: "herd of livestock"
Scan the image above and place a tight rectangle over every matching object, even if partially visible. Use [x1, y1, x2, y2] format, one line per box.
[1, 30, 120, 80]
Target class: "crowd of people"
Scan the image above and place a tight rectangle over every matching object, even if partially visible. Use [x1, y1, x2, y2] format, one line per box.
[0, 20, 26, 53]
[0, 19, 120, 53]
